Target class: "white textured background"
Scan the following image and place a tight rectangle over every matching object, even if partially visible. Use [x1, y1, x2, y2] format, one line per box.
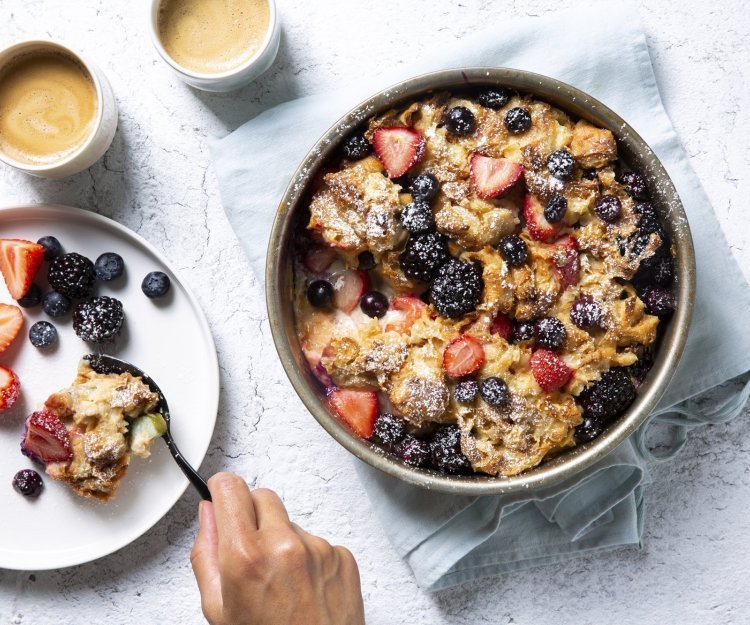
[1, 1, 749, 623]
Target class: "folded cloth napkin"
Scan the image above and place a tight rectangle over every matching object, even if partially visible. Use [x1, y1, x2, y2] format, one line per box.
[211, 2, 750, 591]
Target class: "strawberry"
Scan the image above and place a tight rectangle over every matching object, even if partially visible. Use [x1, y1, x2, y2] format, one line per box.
[21, 409, 73, 463]
[551, 235, 580, 288]
[372, 127, 426, 178]
[530, 349, 573, 393]
[0, 304, 23, 354]
[470, 154, 523, 199]
[331, 269, 370, 313]
[329, 388, 379, 438]
[443, 334, 485, 378]
[303, 246, 337, 273]
[385, 296, 427, 334]
[489, 312, 513, 341]
[0, 239, 45, 300]
[522, 194, 563, 242]
[0, 365, 20, 411]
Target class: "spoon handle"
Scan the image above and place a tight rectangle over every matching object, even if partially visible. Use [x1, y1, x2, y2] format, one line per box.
[162, 433, 212, 501]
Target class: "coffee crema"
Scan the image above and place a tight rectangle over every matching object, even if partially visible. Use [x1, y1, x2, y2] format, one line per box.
[0, 50, 97, 166]
[157, 0, 270, 75]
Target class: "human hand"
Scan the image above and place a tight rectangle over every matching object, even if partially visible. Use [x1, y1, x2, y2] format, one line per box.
[190, 472, 366, 625]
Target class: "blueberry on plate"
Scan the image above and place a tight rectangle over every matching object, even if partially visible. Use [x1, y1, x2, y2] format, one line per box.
[342, 133, 371, 160]
[511, 320, 535, 344]
[360, 290, 389, 318]
[476, 87, 512, 110]
[504, 107, 532, 133]
[594, 195, 622, 223]
[497, 235, 528, 267]
[141, 271, 171, 299]
[409, 172, 440, 201]
[444, 106, 476, 136]
[37, 236, 62, 261]
[619, 170, 649, 200]
[12, 469, 44, 498]
[547, 150, 576, 180]
[544, 194, 567, 223]
[575, 416, 604, 443]
[306, 280, 334, 308]
[570, 296, 604, 330]
[643, 288, 675, 317]
[29, 321, 58, 348]
[534, 317, 567, 350]
[94, 252, 125, 281]
[42, 291, 71, 317]
[479, 377, 510, 407]
[401, 199, 435, 234]
[17, 283, 42, 308]
[396, 435, 431, 467]
[430, 425, 471, 474]
[454, 379, 479, 404]
[357, 251, 376, 271]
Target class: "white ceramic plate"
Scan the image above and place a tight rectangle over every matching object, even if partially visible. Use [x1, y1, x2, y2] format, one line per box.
[0, 205, 219, 570]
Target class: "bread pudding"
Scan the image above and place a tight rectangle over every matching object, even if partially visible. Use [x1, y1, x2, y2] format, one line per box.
[293, 87, 676, 477]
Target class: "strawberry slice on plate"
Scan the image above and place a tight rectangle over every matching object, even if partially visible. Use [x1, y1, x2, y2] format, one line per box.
[551, 235, 580, 288]
[385, 296, 427, 334]
[489, 312, 513, 341]
[470, 154, 523, 199]
[329, 388, 379, 438]
[372, 127, 426, 178]
[443, 334, 485, 378]
[523, 194, 563, 242]
[0, 365, 20, 411]
[0, 239, 45, 300]
[530, 349, 573, 392]
[21, 409, 73, 463]
[331, 269, 370, 313]
[0, 304, 23, 354]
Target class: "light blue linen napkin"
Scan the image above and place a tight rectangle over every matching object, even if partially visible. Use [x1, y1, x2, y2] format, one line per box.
[211, 2, 750, 591]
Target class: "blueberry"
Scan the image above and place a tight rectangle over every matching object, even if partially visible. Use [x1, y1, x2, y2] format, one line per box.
[12, 469, 44, 497]
[570, 296, 604, 329]
[644, 288, 675, 317]
[511, 320, 535, 343]
[619, 171, 649, 200]
[575, 416, 604, 443]
[306, 280, 334, 308]
[547, 150, 576, 180]
[357, 251, 375, 271]
[504, 107, 532, 133]
[342, 133, 371, 160]
[141, 271, 171, 299]
[476, 87, 512, 110]
[534, 317, 567, 350]
[430, 425, 471, 474]
[17, 283, 42, 308]
[544, 194, 567, 223]
[479, 377, 510, 407]
[401, 199, 435, 234]
[454, 379, 479, 404]
[445, 106, 476, 135]
[94, 252, 125, 281]
[370, 413, 407, 447]
[360, 290, 389, 318]
[37, 236, 62, 261]
[410, 172, 440, 201]
[29, 321, 58, 348]
[594, 195, 622, 223]
[498, 235, 528, 267]
[396, 435, 431, 467]
[42, 291, 71, 317]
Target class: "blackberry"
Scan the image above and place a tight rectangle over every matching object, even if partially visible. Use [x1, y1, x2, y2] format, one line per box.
[370, 413, 407, 447]
[632, 243, 673, 291]
[342, 133, 371, 160]
[307, 280, 334, 308]
[511, 320, 535, 343]
[12, 469, 44, 498]
[479, 377, 510, 407]
[570, 296, 603, 329]
[410, 172, 439, 201]
[357, 251, 375, 271]
[498, 235, 528, 267]
[444, 106, 476, 135]
[360, 290, 389, 318]
[628, 348, 654, 387]
[644, 288, 675, 317]
[430, 425, 471, 474]
[547, 150, 576, 180]
[72, 296, 124, 343]
[17, 283, 42, 308]
[594, 195, 622, 223]
[141, 271, 171, 298]
[454, 379, 479, 404]
[401, 199, 435, 234]
[396, 435, 431, 467]
[635, 202, 663, 236]
[476, 87, 511, 110]
[652, 254, 675, 287]
[429, 258, 483, 318]
[578, 368, 636, 422]
[42, 291, 71, 317]
[29, 321, 58, 348]
[619, 170, 649, 200]
[504, 107, 531, 133]
[575, 416, 604, 443]
[544, 194, 567, 223]
[48, 253, 96, 299]
[37, 236, 62, 261]
[94, 252, 125, 281]
[534, 317, 566, 350]
[399, 232, 450, 282]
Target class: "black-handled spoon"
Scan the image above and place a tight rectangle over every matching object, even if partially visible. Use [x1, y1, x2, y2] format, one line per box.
[84, 353, 212, 501]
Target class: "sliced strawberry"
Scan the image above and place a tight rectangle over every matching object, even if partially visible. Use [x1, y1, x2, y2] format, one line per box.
[331, 269, 370, 313]
[329, 388, 379, 438]
[489, 312, 513, 341]
[523, 194, 563, 243]
[470, 154, 523, 199]
[0, 365, 20, 411]
[443, 335, 485, 379]
[551, 235, 580, 288]
[530, 349, 573, 393]
[0, 304, 23, 354]
[21, 409, 72, 463]
[372, 127, 426, 178]
[0, 239, 45, 300]
[385, 296, 427, 334]
[303, 246, 337, 273]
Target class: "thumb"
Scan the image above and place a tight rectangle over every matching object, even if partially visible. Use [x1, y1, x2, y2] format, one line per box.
[191, 500, 223, 623]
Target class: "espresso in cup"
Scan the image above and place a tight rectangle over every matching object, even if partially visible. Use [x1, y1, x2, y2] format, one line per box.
[0, 49, 97, 165]
[157, 0, 270, 74]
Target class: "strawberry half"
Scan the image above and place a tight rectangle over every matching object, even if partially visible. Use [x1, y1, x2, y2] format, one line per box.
[372, 127, 425, 178]
[331, 269, 370, 313]
[385, 296, 427, 334]
[443, 334, 485, 379]
[0, 365, 20, 411]
[551, 235, 580, 288]
[0, 239, 45, 300]
[303, 246, 337, 274]
[0, 304, 23, 354]
[523, 194, 563, 243]
[489, 312, 513, 341]
[329, 388, 379, 438]
[21, 409, 72, 463]
[530, 349, 573, 393]
[470, 154, 523, 199]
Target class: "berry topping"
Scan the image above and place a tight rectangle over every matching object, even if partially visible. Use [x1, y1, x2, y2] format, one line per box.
[652, 254, 675, 287]
[0, 365, 20, 411]
[479, 377, 510, 407]
[551, 235, 580, 288]
[511, 320, 535, 344]
[578, 368, 635, 422]
[29, 321, 57, 349]
[570, 296, 604, 329]
[342, 133, 371, 160]
[489, 312, 513, 341]
[360, 290, 389, 318]
[575, 416, 604, 443]
[401, 199, 435, 234]
[544, 194, 568, 223]
[443, 334, 485, 379]
[17, 283, 42, 308]
[21, 409, 72, 463]
[12, 469, 43, 498]
[594, 195, 622, 223]
[534, 317, 567, 350]
[523, 193, 563, 242]
[37, 236, 62, 261]
[444, 106, 476, 135]
[94, 252, 125, 281]
[370, 413, 407, 447]
[48, 252, 96, 299]
[372, 126, 426, 178]
[643, 288, 676, 317]
[332, 269, 370, 312]
[384, 296, 427, 334]
[141, 271, 171, 298]
[42, 291, 71, 317]
[430, 425, 471, 474]
[504, 107, 532, 133]
[303, 245, 337, 273]
[469, 154, 523, 199]
[546, 150, 576, 180]
[329, 388, 379, 438]
[307, 279, 334, 308]
[357, 251, 376, 271]
[0, 304, 23, 354]
[476, 87, 511, 110]
[72, 296, 124, 343]
[497, 235, 528, 267]
[395, 435, 430, 467]
[454, 379, 479, 403]
[0, 239, 45, 300]
[410, 172, 440, 201]
[399, 232, 450, 282]
[429, 258, 484, 319]
[530, 349, 572, 392]
[619, 170, 649, 200]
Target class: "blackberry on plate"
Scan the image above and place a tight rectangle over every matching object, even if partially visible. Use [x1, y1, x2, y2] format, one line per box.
[644, 287, 675, 317]
[72, 296, 124, 343]
[370, 413, 407, 447]
[454, 379, 479, 404]
[357, 251, 375, 271]
[544, 194, 567, 223]
[42, 291, 71, 317]
[430, 425, 471, 474]
[619, 170, 649, 200]
[570, 296, 603, 329]
[48, 252, 96, 299]
[511, 320, 535, 343]
[37, 236, 62, 261]
[635, 202, 663, 236]
[429, 258, 483, 318]
[12, 469, 44, 498]
[17, 283, 42, 308]
[360, 290, 389, 318]
[578, 368, 636, 422]
[94, 252, 125, 281]
[307, 280, 334, 308]
[410, 172, 439, 201]
[29, 321, 57, 348]
[534, 317, 567, 350]
[504, 107, 531, 133]
[628, 348, 654, 387]
[547, 150, 576, 180]
[594, 195, 622, 223]
[444, 106, 476, 136]
[476, 87, 511, 110]
[575, 416, 604, 443]
[479, 377, 510, 407]
[342, 133, 371, 160]
[396, 435, 431, 467]
[142, 271, 171, 298]
[399, 232, 450, 282]
[498, 235, 528, 267]
[401, 199, 435, 234]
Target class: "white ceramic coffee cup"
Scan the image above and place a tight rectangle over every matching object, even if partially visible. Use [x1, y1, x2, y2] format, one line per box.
[148, 0, 280, 92]
[0, 40, 118, 179]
